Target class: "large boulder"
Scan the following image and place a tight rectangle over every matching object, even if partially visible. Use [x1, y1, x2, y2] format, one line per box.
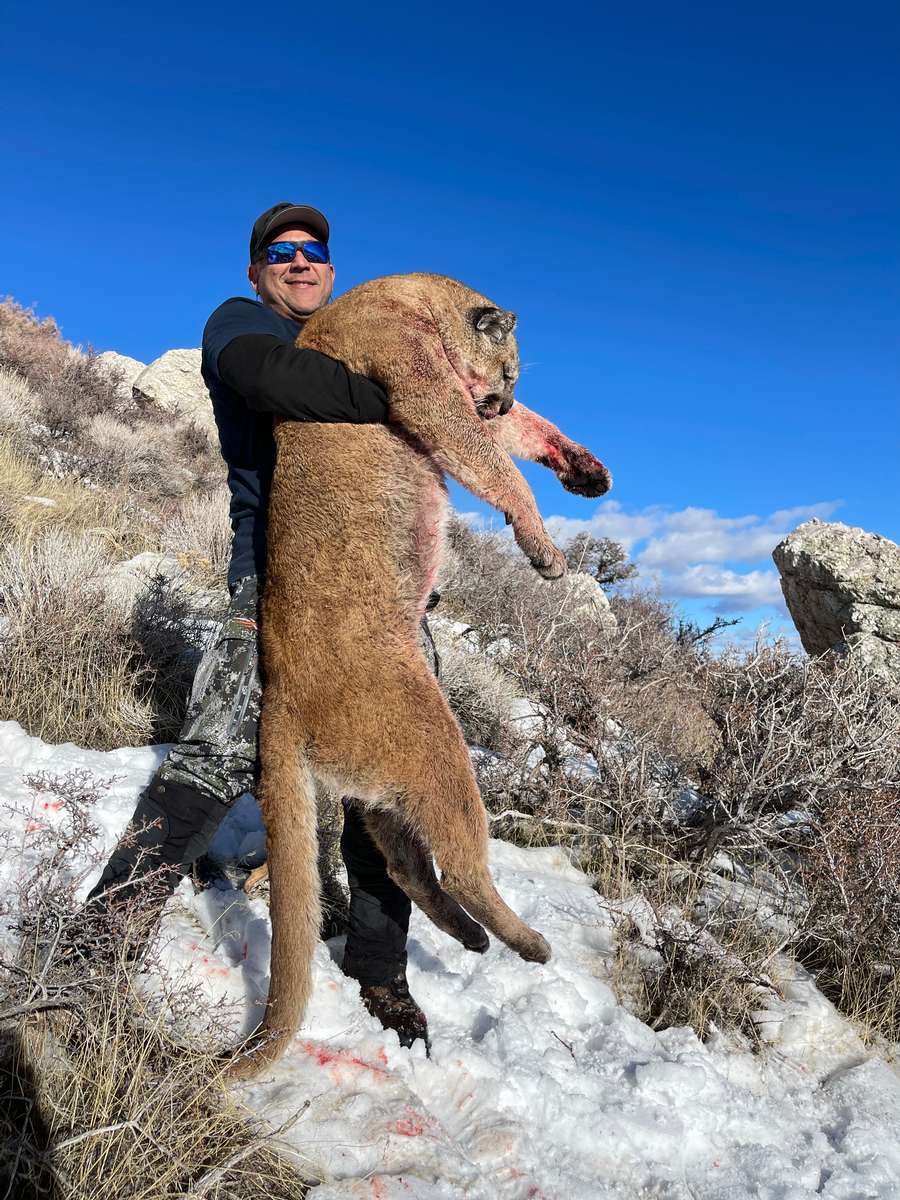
[95, 350, 146, 400]
[773, 519, 900, 677]
[132, 348, 214, 432]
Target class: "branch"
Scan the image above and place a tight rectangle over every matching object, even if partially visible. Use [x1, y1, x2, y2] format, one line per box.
[487, 807, 613, 845]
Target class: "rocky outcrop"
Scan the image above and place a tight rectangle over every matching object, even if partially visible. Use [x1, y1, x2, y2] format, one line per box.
[560, 571, 618, 635]
[97, 346, 215, 435]
[773, 519, 900, 678]
[132, 349, 214, 432]
[95, 350, 146, 400]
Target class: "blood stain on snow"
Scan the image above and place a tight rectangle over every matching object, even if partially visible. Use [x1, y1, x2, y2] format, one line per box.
[394, 1106, 433, 1138]
[301, 1040, 389, 1081]
[508, 1169, 546, 1199]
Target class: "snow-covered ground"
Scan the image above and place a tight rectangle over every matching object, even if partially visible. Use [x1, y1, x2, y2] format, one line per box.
[2, 718, 900, 1199]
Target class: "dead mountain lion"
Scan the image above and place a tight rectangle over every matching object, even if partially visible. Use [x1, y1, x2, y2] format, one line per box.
[234, 273, 611, 1074]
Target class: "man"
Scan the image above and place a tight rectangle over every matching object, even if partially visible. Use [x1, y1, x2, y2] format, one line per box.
[88, 202, 431, 1048]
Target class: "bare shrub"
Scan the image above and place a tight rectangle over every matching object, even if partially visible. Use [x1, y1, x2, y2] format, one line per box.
[690, 645, 900, 1038]
[161, 487, 233, 589]
[611, 895, 777, 1043]
[0, 364, 41, 448]
[174, 418, 215, 462]
[799, 783, 900, 1040]
[442, 516, 716, 782]
[84, 413, 171, 490]
[0, 772, 311, 1199]
[695, 645, 899, 861]
[441, 517, 900, 1043]
[129, 573, 220, 742]
[430, 617, 523, 751]
[0, 298, 69, 382]
[33, 353, 124, 441]
[0, 530, 208, 749]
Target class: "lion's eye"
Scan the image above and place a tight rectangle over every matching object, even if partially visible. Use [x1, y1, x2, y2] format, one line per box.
[502, 363, 514, 381]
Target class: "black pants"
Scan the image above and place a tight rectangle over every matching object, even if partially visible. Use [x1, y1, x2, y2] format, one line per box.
[340, 801, 411, 984]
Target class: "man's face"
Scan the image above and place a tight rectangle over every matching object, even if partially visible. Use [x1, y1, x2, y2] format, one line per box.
[248, 225, 335, 321]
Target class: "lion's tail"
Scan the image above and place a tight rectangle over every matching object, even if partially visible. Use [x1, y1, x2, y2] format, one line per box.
[229, 736, 321, 1078]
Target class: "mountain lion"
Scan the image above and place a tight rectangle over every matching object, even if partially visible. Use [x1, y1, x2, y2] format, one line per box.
[232, 273, 611, 1074]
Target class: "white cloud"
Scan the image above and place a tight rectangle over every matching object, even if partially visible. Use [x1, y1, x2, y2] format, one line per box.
[644, 564, 786, 611]
[635, 502, 841, 570]
[547, 500, 841, 570]
[544, 498, 842, 617]
[545, 501, 667, 552]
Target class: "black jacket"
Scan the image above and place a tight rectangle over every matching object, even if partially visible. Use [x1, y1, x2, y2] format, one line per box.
[201, 297, 388, 587]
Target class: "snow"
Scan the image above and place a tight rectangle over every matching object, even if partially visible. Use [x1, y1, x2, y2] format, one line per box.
[3, 718, 900, 1199]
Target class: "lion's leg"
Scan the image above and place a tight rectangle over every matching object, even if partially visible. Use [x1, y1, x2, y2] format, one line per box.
[342, 670, 550, 965]
[485, 402, 612, 497]
[361, 807, 489, 953]
[383, 349, 566, 580]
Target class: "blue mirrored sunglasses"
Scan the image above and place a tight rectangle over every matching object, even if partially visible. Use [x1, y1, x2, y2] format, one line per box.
[264, 240, 330, 265]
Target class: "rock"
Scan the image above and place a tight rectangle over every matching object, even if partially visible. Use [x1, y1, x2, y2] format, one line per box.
[95, 350, 146, 400]
[560, 571, 618, 635]
[132, 348, 214, 432]
[773, 519, 900, 678]
[99, 551, 194, 614]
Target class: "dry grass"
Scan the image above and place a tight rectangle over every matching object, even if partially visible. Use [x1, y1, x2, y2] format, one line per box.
[4, 999, 311, 1200]
[0, 297, 222, 510]
[0, 363, 42, 449]
[0, 435, 160, 559]
[0, 529, 151, 748]
[0, 772, 312, 1200]
[0, 528, 208, 749]
[160, 488, 233, 590]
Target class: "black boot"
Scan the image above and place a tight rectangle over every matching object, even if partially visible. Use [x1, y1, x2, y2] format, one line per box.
[356, 971, 430, 1052]
[84, 778, 228, 940]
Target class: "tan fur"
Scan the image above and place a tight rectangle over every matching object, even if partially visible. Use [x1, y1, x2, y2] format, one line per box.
[230, 274, 611, 1076]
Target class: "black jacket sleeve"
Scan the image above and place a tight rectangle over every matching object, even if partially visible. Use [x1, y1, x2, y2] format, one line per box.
[217, 333, 389, 424]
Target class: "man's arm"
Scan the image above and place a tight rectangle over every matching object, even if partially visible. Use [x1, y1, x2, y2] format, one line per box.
[218, 334, 389, 424]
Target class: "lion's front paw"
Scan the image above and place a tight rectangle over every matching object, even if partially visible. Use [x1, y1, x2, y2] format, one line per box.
[532, 543, 567, 580]
[560, 449, 613, 497]
[513, 524, 567, 580]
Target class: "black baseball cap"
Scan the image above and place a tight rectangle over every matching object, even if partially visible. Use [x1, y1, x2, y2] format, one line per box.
[249, 202, 330, 262]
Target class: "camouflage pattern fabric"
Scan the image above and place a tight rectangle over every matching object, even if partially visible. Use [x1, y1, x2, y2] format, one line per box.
[158, 575, 262, 803]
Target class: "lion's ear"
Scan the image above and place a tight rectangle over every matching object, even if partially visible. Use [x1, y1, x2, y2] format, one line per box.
[471, 306, 517, 343]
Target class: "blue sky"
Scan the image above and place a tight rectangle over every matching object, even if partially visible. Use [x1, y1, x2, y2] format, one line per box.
[3, 1, 898, 642]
